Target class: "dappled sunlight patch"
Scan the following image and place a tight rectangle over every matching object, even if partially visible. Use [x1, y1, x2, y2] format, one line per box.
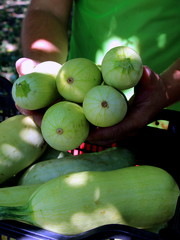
[31, 39, 60, 53]
[17, 116, 44, 147]
[64, 171, 90, 188]
[94, 187, 101, 202]
[95, 35, 140, 64]
[20, 128, 44, 147]
[157, 33, 167, 49]
[38, 201, 127, 235]
[0, 143, 23, 164]
[69, 204, 124, 233]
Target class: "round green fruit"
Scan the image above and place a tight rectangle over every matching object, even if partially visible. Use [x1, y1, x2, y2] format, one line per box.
[41, 101, 89, 151]
[56, 58, 102, 103]
[101, 46, 143, 90]
[33, 61, 62, 78]
[83, 85, 128, 127]
[12, 72, 59, 110]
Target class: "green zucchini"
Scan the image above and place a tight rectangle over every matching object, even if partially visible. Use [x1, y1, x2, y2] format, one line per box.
[0, 184, 41, 206]
[0, 115, 47, 184]
[0, 165, 179, 235]
[18, 147, 135, 185]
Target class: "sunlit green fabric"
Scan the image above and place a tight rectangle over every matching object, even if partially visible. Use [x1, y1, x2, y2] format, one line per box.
[68, 0, 179, 110]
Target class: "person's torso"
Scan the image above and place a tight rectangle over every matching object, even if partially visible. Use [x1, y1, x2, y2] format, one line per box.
[68, 0, 180, 110]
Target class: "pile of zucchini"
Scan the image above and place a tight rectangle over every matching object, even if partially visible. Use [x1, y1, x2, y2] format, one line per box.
[0, 115, 179, 236]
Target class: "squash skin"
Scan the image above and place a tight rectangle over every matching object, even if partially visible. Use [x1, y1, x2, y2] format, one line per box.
[0, 115, 47, 183]
[0, 184, 41, 206]
[18, 147, 135, 185]
[12, 72, 59, 110]
[0, 165, 179, 235]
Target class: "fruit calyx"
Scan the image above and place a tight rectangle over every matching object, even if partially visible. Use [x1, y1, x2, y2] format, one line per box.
[56, 128, 63, 135]
[101, 101, 109, 108]
[119, 58, 133, 70]
[67, 77, 74, 84]
[16, 81, 30, 97]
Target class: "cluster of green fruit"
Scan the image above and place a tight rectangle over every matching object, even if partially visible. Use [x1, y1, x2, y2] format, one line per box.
[12, 46, 143, 151]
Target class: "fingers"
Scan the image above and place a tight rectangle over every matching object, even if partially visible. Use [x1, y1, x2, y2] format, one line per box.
[87, 66, 161, 146]
[16, 105, 44, 127]
[135, 66, 158, 91]
[15, 104, 34, 115]
[87, 113, 139, 146]
[32, 112, 44, 127]
[16, 58, 39, 76]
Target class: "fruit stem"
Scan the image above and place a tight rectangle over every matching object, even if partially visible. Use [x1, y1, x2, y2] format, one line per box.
[0, 205, 32, 223]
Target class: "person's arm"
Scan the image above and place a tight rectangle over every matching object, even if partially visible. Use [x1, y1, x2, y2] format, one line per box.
[87, 58, 180, 145]
[21, 0, 73, 64]
[16, 0, 73, 76]
[15, 0, 73, 124]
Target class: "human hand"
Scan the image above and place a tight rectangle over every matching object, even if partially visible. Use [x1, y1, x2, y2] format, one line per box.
[87, 66, 169, 145]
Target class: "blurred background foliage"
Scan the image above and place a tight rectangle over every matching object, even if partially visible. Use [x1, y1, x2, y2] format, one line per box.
[0, 0, 30, 82]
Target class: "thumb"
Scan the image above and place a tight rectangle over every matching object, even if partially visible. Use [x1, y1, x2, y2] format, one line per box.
[16, 58, 38, 76]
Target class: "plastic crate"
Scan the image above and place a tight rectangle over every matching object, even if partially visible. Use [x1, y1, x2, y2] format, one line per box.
[0, 76, 180, 240]
[0, 76, 19, 121]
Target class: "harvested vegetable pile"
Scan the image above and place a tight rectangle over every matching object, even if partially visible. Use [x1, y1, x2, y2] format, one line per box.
[0, 40, 179, 237]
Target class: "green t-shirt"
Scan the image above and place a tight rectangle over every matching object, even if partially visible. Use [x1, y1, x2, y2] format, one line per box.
[68, 0, 180, 110]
